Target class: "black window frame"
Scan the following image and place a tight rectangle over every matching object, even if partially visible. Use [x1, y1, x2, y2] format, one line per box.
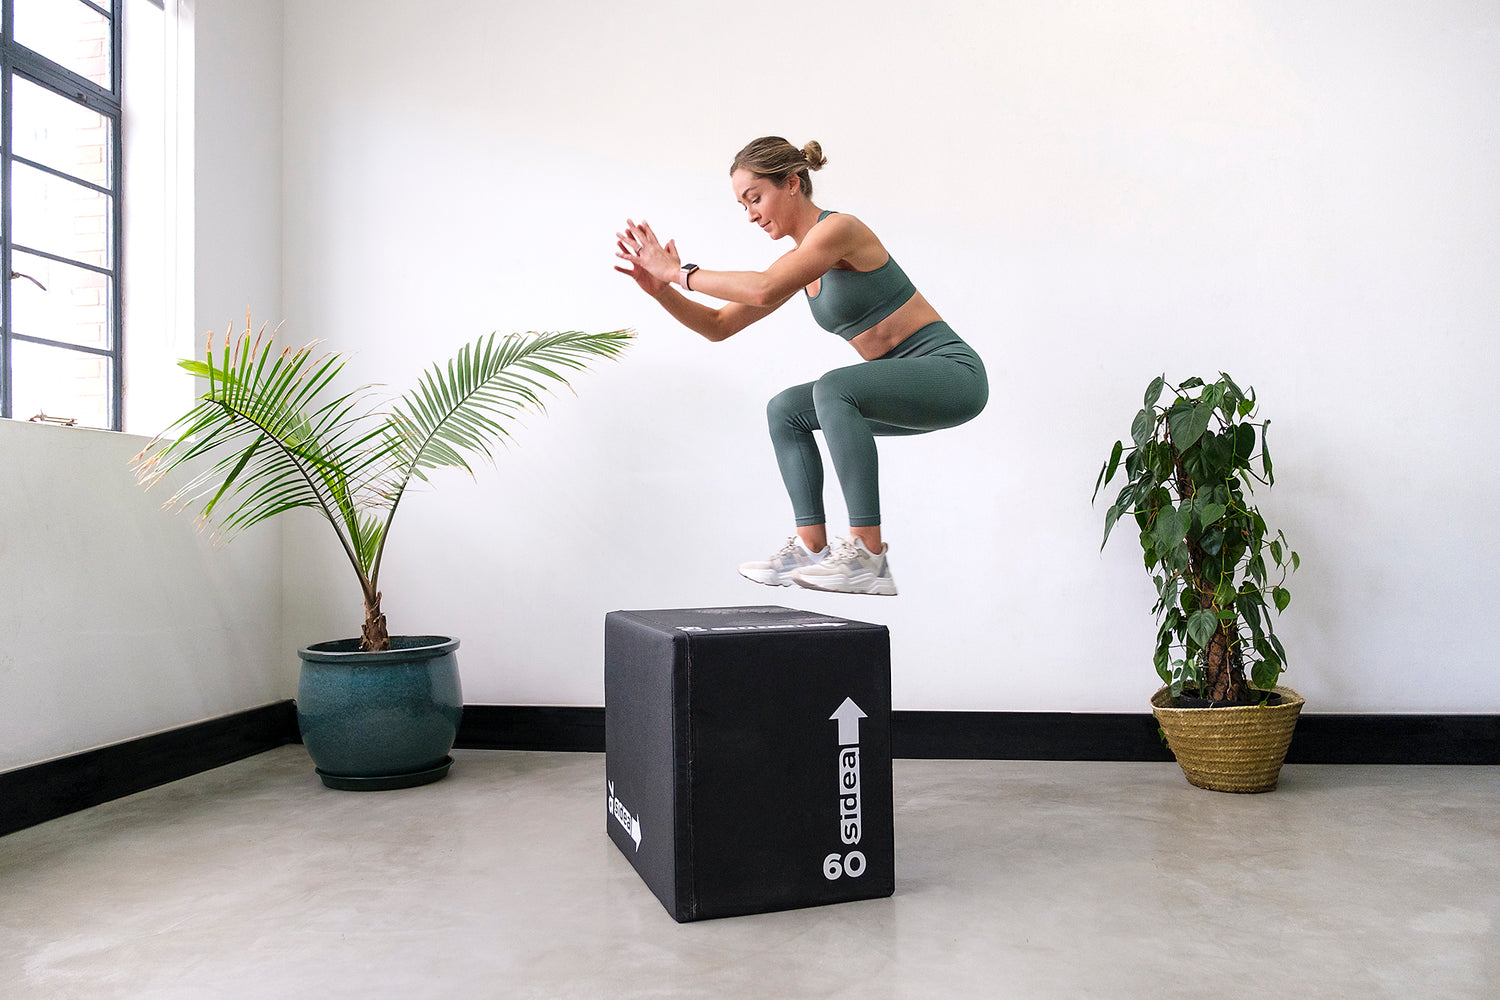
[2, 0, 124, 430]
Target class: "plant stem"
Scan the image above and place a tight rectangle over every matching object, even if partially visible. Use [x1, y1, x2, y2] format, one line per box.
[362, 591, 390, 652]
[1174, 438, 1249, 701]
[1202, 619, 1248, 702]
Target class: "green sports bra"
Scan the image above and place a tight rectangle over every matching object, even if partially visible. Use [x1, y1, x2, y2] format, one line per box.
[804, 211, 917, 341]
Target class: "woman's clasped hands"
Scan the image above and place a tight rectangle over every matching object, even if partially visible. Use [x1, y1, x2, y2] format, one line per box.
[614, 219, 682, 295]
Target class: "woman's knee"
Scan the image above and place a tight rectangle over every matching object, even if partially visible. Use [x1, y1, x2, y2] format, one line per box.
[810, 370, 859, 418]
[767, 384, 815, 434]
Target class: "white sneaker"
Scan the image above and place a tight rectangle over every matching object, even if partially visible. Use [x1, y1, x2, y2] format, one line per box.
[790, 537, 898, 596]
[738, 536, 828, 588]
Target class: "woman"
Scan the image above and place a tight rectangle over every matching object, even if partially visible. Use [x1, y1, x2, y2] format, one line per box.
[615, 137, 987, 596]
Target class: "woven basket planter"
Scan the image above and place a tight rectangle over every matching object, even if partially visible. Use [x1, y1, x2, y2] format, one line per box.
[1151, 686, 1304, 793]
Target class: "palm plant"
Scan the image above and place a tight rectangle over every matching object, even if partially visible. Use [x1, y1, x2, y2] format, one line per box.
[134, 315, 631, 651]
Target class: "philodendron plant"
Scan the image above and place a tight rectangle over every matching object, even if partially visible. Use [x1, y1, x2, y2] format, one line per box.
[134, 315, 631, 651]
[1094, 374, 1299, 704]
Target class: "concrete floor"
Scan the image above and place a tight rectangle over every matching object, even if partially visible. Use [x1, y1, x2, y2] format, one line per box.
[1, 748, 1496, 999]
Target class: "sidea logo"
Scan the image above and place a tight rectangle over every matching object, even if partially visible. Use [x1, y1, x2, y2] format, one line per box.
[607, 780, 643, 851]
[824, 697, 868, 881]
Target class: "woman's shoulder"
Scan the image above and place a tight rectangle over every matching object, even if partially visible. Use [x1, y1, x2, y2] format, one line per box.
[810, 210, 884, 247]
[815, 209, 868, 231]
[810, 210, 888, 268]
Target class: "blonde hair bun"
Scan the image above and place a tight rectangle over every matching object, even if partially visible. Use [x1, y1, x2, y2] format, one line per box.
[730, 136, 829, 197]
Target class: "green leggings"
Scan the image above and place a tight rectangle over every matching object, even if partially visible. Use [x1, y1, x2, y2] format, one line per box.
[767, 322, 988, 528]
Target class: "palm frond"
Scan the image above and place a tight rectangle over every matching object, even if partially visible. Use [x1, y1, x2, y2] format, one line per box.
[360, 329, 631, 588]
[133, 322, 391, 566]
[384, 329, 632, 482]
[136, 320, 631, 644]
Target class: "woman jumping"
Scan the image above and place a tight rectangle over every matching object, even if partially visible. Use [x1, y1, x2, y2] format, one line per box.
[615, 136, 988, 596]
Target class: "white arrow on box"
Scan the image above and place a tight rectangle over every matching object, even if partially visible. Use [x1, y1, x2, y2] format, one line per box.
[830, 697, 866, 747]
[608, 780, 644, 851]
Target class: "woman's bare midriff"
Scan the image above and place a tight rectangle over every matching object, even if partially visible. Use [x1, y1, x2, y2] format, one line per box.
[849, 290, 944, 361]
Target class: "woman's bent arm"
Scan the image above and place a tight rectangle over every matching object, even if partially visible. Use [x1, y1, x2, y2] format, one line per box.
[648, 286, 792, 342]
[683, 220, 849, 306]
[619, 215, 863, 307]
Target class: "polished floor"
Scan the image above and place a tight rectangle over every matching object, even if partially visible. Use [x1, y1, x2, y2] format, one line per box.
[1, 748, 1496, 999]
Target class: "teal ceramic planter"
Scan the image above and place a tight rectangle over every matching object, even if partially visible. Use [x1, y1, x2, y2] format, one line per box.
[297, 636, 463, 790]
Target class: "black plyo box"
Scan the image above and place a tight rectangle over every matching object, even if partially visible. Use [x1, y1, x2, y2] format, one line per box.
[604, 606, 894, 922]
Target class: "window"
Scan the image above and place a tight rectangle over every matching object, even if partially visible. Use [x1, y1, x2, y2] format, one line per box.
[3, 0, 123, 430]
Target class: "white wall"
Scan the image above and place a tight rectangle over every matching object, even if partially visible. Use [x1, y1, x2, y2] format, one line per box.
[0, 421, 284, 772]
[0, 0, 286, 772]
[277, 0, 1500, 714]
[190, 0, 284, 345]
[6, 0, 1496, 774]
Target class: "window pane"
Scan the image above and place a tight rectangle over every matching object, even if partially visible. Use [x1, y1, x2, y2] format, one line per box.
[11, 251, 112, 349]
[13, 76, 113, 187]
[13, 0, 113, 90]
[11, 160, 113, 268]
[10, 340, 112, 429]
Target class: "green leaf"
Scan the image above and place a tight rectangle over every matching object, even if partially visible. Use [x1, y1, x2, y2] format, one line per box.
[1153, 644, 1171, 684]
[1273, 586, 1291, 612]
[1251, 658, 1281, 690]
[1197, 501, 1226, 527]
[1248, 552, 1267, 585]
[1159, 576, 1182, 612]
[1144, 376, 1165, 409]
[1269, 632, 1287, 663]
[1200, 383, 1223, 419]
[1238, 593, 1264, 637]
[1165, 542, 1192, 574]
[1152, 505, 1185, 552]
[1102, 504, 1123, 549]
[1200, 429, 1232, 480]
[1167, 400, 1213, 451]
[1261, 419, 1275, 484]
[1216, 375, 1242, 417]
[1131, 408, 1155, 449]
[1148, 440, 1175, 483]
[1214, 579, 1237, 608]
[1233, 423, 1256, 464]
[1094, 440, 1123, 501]
[1186, 609, 1219, 650]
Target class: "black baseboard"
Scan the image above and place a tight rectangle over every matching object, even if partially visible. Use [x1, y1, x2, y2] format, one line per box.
[894, 711, 1173, 761]
[459, 706, 1500, 765]
[0, 701, 298, 838]
[1284, 713, 1500, 765]
[4, 703, 1495, 838]
[456, 708, 1176, 759]
[458, 705, 605, 752]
